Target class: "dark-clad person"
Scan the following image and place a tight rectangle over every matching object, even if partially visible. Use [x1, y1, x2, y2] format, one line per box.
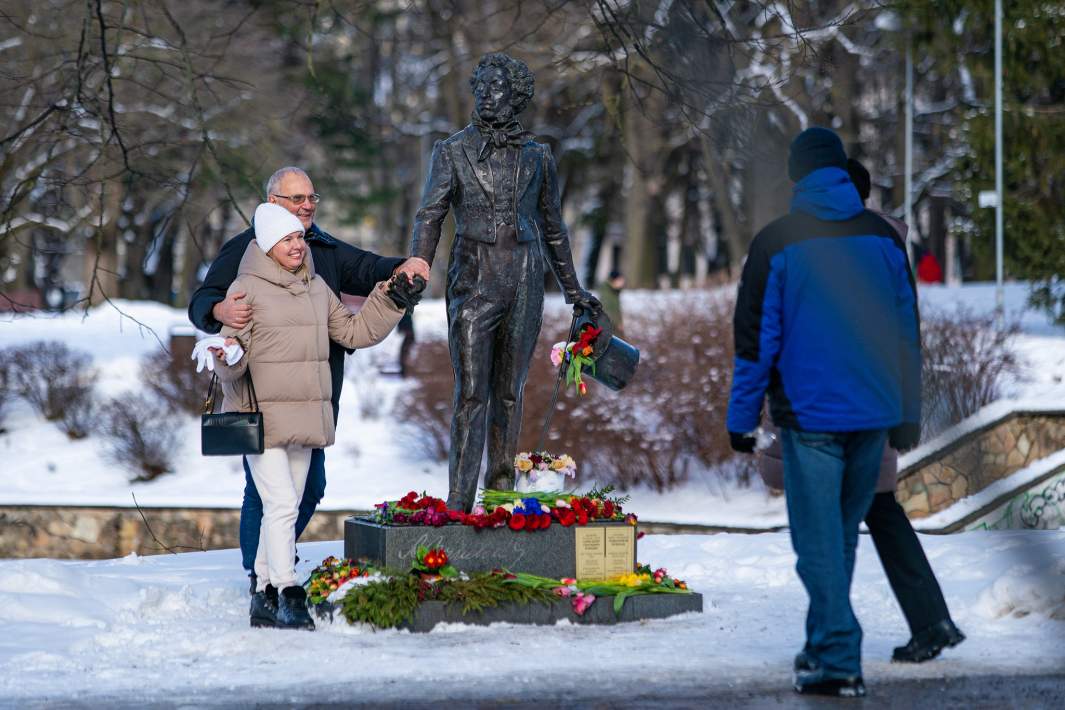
[726, 127, 922, 698]
[188, 166, 428, 593]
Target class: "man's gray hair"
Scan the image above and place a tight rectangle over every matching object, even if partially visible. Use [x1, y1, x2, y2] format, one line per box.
[264, 167, 310, 198]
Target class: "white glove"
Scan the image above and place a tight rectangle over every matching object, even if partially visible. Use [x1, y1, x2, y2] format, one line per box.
[191, 336, 245, 373]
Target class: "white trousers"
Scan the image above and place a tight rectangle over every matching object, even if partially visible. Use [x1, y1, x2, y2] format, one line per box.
[246, 447, 312, 592]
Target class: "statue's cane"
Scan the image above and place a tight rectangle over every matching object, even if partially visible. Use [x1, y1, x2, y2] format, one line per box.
[534, 312, 581, 453]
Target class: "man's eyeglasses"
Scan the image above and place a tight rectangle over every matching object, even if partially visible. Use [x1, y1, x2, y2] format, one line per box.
[272, 193, 321, 205]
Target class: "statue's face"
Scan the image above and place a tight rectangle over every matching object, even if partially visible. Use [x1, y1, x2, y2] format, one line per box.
[472, 65, 513, 123]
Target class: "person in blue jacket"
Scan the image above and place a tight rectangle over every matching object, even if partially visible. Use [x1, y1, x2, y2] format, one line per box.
[189, 166, 429, 593]
[726, 128, 922, 698]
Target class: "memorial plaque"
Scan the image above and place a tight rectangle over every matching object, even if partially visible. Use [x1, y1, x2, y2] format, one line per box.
[574, 527, 606, 580]
[604, 526, 636, 577]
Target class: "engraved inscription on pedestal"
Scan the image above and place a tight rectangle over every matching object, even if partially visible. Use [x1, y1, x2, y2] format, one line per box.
[575, 527, 607, 579]
[605, 526, 635, 577]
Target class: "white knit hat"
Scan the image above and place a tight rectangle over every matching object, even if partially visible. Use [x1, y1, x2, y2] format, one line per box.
[253, 202, 305, 254]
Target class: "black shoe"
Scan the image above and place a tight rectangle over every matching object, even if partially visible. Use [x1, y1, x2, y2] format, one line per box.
[892, 619, 966, 663]
[249, 585, 278, 628]
[794, 672, 866, 698]
[276, 585, 315, 630]
[794, 649, 817, 672]
[248, 572, 257, 597]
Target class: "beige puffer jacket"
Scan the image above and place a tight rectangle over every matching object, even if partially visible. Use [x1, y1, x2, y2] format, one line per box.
[215, 241, 403, 449]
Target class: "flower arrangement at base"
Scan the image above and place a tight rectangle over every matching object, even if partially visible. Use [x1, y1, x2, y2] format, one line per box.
[305, 556, 378, 605]
[550, 323, 603, 396]
[506, 567, 693, 616]
[313, 554, 695, 629]
[513, 451, 577, 493]
[369, 485, 633, 533]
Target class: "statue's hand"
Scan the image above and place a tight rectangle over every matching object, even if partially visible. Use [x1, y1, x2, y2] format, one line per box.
[572, 289, 602, 319]
[386, 273, 424, 311]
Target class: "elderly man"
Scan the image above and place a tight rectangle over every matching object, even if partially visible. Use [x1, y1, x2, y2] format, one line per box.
[189, 166, 428, 592]
[409, 52, 600, 512]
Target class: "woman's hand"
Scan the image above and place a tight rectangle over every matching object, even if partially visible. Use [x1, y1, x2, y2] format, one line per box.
[207, 337, 238, 362]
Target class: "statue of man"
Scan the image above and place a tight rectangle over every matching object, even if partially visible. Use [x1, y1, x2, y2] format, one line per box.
[409, 52, 601, 512]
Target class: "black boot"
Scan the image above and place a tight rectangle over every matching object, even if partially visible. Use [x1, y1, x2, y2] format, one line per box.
[276, 585, 315, 630]
[249, 585, 278, 628]
[794, 672, 866, 698]
[248, 572, 257, 597]
[893, 619, 966, 663]
[793, 648, 817, 672]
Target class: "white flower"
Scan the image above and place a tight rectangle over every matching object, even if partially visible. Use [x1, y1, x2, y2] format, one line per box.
[540, 504, 551, 513]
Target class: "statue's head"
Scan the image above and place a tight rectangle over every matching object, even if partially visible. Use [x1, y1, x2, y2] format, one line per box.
[470, 52, 534, 123]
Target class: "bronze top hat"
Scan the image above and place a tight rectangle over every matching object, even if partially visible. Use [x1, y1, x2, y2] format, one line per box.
[574, 309, 639, 392]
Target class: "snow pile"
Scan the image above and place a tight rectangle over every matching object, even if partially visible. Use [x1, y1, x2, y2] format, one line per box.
[0, 530, 1063, 702]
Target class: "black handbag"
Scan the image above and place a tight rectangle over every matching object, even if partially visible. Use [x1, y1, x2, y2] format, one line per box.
[201, 368, 264, 456]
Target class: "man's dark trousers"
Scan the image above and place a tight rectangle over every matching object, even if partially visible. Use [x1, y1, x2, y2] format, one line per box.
[865, 492, 951, 634]
[781, 427, 886, 679]
[238, 449, 326, 571]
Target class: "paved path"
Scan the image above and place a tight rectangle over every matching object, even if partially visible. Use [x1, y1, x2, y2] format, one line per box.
[12, 671, 1065, 709]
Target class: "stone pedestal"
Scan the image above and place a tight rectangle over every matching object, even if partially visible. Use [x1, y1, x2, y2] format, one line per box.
[344, 517, 636, 579]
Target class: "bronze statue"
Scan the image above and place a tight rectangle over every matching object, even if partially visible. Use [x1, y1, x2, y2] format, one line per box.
[409, 52, 601, 512]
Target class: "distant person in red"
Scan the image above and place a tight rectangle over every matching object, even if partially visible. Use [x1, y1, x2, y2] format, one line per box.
[916, 250, 943, 284]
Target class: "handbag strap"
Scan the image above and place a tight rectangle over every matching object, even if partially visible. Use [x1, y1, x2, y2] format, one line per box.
[201, 368, 260, 414]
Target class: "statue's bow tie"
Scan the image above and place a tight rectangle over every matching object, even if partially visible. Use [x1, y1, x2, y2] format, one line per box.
[473, 115, 528, 162]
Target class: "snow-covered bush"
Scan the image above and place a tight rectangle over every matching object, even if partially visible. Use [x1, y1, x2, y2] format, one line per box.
[97, 391, 180, 481]
[7, 340, 97, 429]
[140, 347, 209, 416]
[921, 307, 1021, 439]
[58, 389, 95, 440]
[395, 292, 745, 491]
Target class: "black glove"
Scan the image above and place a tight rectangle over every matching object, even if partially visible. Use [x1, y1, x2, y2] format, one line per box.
[889, 422, 921, 453]
[729, 431, 757, 454]
[386, 273, 425, 312]
[572, 289, 602, 318]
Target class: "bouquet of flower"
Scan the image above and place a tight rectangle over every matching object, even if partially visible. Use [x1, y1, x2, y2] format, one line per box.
[411, 545, 458, 580]
[550, 323, 603, 396]
[513, 451, 576, 492]
[305, 556, 376, 604]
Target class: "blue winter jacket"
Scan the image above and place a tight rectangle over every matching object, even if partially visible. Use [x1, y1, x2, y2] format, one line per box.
[726, 167, 921, 434]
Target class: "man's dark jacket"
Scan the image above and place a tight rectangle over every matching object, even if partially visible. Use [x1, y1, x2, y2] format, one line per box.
[726, 167, 921, 434]
[188, 224, 402, 420]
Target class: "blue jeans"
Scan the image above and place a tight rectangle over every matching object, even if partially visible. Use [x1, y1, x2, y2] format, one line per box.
[780, 427, 886, 678]
[239, 448, 327, 572]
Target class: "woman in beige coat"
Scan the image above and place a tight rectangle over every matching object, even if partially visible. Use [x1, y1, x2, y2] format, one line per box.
[210, 202, 409, 630]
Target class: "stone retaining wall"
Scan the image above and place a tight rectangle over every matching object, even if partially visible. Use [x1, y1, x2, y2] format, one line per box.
[0, 505, 362, 560]
[897, 411, 1065, 518]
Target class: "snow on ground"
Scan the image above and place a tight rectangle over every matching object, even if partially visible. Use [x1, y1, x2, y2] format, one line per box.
[0, 530, 1062, 703]
[0, 283, 1063, 528]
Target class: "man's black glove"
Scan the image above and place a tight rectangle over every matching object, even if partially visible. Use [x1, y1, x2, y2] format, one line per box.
[386, 273, 425, 312]
[729, 431, 757, 454]
[889, 422, 921, 453]
[572, 289, 602, 318]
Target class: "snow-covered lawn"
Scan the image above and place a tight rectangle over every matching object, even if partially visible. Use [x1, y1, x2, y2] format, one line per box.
[0, 530, 1062, 703]
[0, 282, 1063, 528]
